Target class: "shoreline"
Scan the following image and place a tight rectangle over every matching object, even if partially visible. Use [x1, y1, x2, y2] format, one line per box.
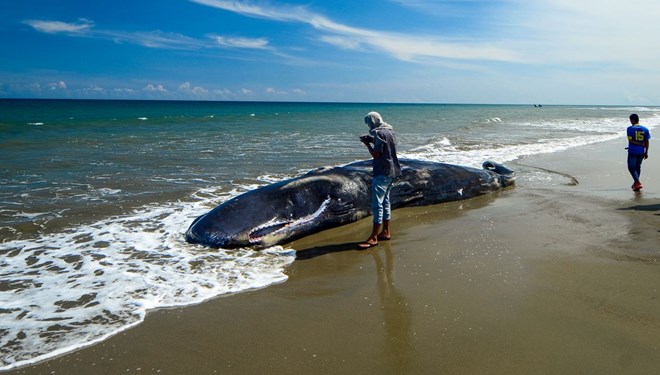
[5, 138, 659, 374]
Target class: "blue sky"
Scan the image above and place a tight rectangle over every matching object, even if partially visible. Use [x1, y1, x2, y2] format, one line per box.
[1, 0, 659, 104]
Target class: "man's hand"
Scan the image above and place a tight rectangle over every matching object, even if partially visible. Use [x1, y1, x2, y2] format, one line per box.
[644, 153, 649, 159]
[360, 135, 373, 145]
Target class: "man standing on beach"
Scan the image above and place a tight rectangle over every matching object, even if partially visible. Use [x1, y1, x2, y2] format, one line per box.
[359, 112, 402, 248]
[626, 113, 651, 191]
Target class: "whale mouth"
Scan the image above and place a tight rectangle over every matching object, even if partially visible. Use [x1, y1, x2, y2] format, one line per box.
[249, 221, 292, 244]
[247, 196, 332, 246]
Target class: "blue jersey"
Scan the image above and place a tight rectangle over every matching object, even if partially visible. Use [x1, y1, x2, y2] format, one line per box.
[627, 125, 651, 155]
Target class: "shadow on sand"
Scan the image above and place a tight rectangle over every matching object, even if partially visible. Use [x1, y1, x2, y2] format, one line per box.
[617, 203, 660, 215]
[295, 241, 373, 260]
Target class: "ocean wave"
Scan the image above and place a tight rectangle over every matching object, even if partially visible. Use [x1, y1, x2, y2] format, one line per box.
[590, 106, 660, 113]
[0, 192, 295, 371]
[401, 132, 620, 167]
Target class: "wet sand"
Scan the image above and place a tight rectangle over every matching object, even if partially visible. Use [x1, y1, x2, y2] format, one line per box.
[7, 139, 659, 374]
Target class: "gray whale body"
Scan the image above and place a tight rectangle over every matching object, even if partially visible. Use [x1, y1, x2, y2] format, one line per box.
[185, 159, 515, 249]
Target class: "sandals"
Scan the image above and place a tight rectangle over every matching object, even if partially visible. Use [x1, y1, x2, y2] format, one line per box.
[358, 240, 378, 249]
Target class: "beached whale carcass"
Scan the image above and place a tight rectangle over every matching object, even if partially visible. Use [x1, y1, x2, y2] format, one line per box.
[185, 159, 515, 249]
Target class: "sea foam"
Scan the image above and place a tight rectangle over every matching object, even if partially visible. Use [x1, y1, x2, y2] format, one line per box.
[0, 187, 295, 371]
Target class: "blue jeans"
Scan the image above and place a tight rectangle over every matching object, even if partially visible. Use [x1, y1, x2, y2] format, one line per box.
[371, 175, 394, 224]
[627, 154, 645, 182]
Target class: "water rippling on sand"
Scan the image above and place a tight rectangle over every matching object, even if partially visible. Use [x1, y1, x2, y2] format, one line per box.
[0, 186, 295, 371]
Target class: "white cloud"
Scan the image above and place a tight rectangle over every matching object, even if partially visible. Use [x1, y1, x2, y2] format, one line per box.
[241, 88, 253, 95]
[113, 88, 136, 94]
[82, 85, 105, 94]
[213, 88, 234, 98]
[23, 17, 291, 59]
[212, 35, 269, 49]
[192, 0, 660, 69]
[179, 82, 209, 95]
[506, 0, 660, 70]
[388, 0, 505, 18]
[192, 0, 309, 23]
[191, 0, 524, 63]
[24, 19, 94, 34]
[265, 87, 287, 95]
[192, 86, 208, 95]
[144, 84, 167, 92]
[25, 19, 207, 50]
[127, 31, 204, 49]
[48, 81, 67, 90]
[24, 18, 289, 68]
[319, 36, 361, 50]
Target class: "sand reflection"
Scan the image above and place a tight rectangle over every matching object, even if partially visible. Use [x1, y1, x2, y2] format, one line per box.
[371, 244, 414, 372]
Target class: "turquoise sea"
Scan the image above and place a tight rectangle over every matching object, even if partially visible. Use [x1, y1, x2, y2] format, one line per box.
[1, 99, 658, 370]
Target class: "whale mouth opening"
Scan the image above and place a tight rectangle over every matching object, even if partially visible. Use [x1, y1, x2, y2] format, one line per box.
[249, 221, 292, 244]
[247, 196, 333, 246]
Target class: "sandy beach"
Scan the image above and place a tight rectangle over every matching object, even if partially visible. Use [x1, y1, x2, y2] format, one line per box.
[6, 138, 659, 374]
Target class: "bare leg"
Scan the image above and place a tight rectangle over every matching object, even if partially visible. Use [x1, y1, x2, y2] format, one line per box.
[378, 220, 391, 240]
[359, 223, 380, 248]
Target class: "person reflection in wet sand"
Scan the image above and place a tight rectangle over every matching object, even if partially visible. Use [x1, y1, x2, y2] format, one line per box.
[371, 245, 414, 371]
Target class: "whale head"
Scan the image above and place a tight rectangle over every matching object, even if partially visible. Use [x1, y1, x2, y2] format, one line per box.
[185, 168, 371, 249]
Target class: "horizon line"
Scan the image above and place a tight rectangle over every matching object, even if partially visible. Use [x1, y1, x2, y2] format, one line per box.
[0, 98, 650, 107]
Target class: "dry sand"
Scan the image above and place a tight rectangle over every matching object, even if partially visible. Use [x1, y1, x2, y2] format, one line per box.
[7, 139, 659, 374]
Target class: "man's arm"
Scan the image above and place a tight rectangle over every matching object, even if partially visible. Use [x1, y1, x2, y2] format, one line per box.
[362, 138, 381, 159]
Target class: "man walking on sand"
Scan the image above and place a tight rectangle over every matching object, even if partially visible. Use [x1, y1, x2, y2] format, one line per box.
[626, 113, 651, 191]
[359, 112, 402, 249]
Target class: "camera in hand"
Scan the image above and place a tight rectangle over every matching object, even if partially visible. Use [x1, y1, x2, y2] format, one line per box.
[360, 134, 374, 143]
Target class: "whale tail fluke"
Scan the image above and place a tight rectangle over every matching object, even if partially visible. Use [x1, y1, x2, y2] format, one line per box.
[482, 161, 516, 187]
